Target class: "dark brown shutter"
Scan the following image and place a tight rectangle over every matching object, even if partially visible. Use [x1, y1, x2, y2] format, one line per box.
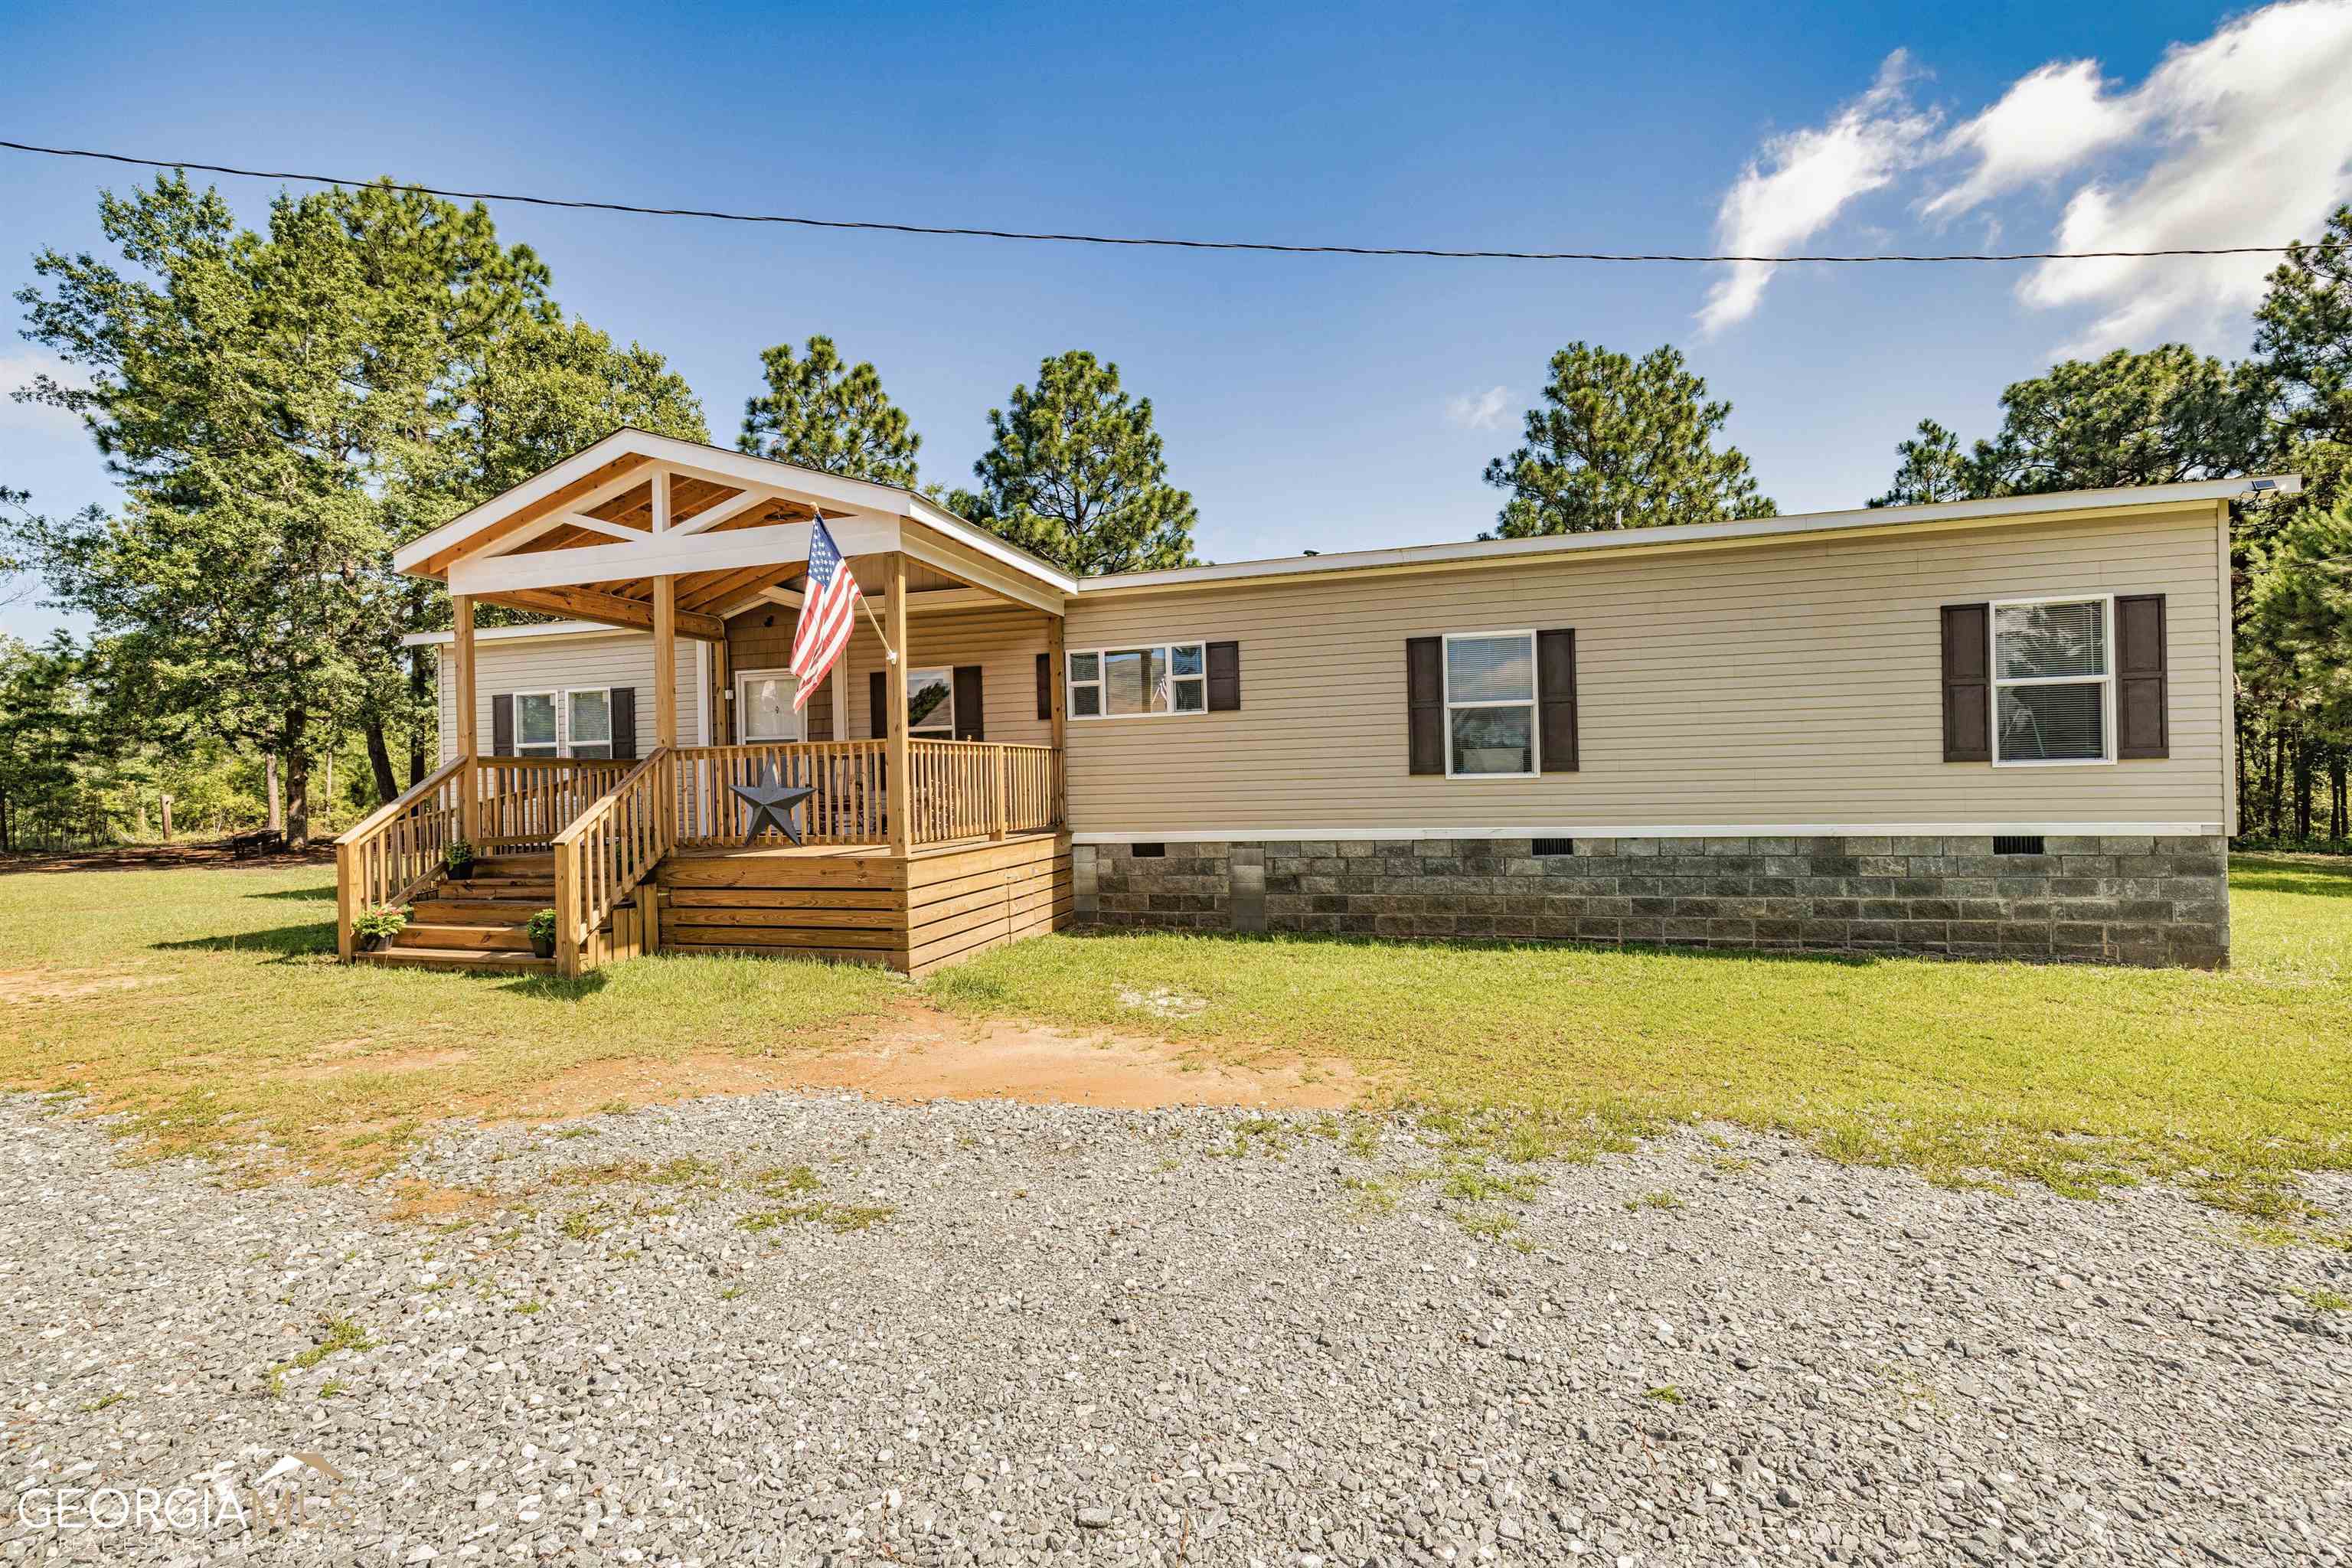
[1939, 604, 1991, 763]
[869, 671, 887, 737]
[1406, 637, 1443, 775]
[1036, 652, 1051, 720]
[490, 693, 514, 756]
[610, 687, 638, 759]
[2115, 593, 2168, 759]
[953, 665, 985, 740]
[1537, 629, 1579, 773]
[1206, 640, 1241, 711]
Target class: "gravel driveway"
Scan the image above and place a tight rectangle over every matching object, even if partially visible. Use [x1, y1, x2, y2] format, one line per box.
[3, 1089, 2348, 1566]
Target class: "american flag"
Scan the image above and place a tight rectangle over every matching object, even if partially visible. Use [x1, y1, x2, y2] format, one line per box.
[789, 517, 859, 710]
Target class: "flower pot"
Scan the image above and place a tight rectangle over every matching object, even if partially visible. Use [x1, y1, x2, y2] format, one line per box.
[358, 932, 390, 953]
[447, 861, 475, 882]
[530, 932, 556, 960]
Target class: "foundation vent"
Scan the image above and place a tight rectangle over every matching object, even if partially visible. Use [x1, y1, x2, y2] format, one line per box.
[1531, 838, 1576, 857]
[1129, 842, 1167, 858]
[1992, 835, 2047, 857]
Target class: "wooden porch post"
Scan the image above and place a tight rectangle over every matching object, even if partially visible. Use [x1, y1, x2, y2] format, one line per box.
[885, 553, 912, 855]
[830, 655, 849, 742]
[452, 594, 479, 843]
[653, 576, 678, 748]
[1047, 612, 1067, 827]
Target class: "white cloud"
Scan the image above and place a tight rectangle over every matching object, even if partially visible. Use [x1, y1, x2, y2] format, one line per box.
[1922, 59, 2142, 219]
[0, 351, 90, 435]
[1700, 2, 2352, 349]
[2016, 0, 2352, 351]
[1697, 52, 1940, 335]
[1445, 384, 1511, 432]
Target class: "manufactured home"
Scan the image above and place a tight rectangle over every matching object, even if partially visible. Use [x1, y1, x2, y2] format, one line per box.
[345, 428, 2278, 977]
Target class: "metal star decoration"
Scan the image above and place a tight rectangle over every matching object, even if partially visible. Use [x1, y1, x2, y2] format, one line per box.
[729, 764, 816, 846]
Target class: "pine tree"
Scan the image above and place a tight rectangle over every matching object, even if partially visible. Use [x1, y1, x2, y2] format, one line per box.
[952, 351, 1197, 574]
[737, 335, 922, 485]
[1481, 342, 1775, 536]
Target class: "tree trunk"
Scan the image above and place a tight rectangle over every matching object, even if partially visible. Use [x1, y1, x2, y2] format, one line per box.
[160, 795, 173, 843]
[408, 647, 433, 785]
[2235, 724, 2252, 838]
[0, 789, 9, 854]
[266, 755, 283, 834]
[284, 706, 312, 850]
[2332, 748, 2349, 843]
[2294, 737, 2314, 844]
[365, 718, 400, 804]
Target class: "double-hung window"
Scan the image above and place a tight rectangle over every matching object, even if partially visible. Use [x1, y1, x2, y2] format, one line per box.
[1067, 642, 1207, 718]
[736, 669, 801, 743]
[513, 691, 560, 758]
[567, 688, 615, 760]
[510, 686, 616, 758]
[1991, 596, 2112, 765]
[906, 668, 955, 737]
[1445, 631, 1537, 776]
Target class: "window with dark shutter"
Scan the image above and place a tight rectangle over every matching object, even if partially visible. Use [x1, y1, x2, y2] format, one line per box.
[870, 670, 887, 737]
[2115, 593, 2167, 759]
[610, 687, 638, 760]
[1036, 652, 1050, 721]
[1207, 640, 1241, 711]
[490, 693, 514, 756]
[1940, 603, 1991, 763]
[1537, 629, 1579, 773]
[1406, 637, 1443, 775]
[952, 665, 985, 740]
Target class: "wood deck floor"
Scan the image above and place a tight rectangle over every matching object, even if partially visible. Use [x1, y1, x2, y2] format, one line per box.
[653, 831, 1070, 975]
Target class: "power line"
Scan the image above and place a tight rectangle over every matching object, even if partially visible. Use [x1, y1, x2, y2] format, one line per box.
[0, 137, 2310, 264]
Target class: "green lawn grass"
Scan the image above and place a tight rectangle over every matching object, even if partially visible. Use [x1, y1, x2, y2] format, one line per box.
[931, 854, 2352, 1210]
[0, 861, 902, 1168]
[2, 853, 2347, 1217]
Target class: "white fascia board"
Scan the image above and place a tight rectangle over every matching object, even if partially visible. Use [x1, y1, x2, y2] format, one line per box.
[1071, 822, 2225, 842]
[398, 426, 1078, 599]
[1076, 475, 2301, 596]
[449, 517, 900, 597]
[402, 619, 640, 648]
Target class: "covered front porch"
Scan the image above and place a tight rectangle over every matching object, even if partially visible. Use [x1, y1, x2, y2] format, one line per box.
[337, 430, 1079, 977]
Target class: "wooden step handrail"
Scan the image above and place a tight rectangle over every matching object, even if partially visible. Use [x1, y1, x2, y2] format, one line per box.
[334, 756, 470, 962]
[547, 746, 675, 978]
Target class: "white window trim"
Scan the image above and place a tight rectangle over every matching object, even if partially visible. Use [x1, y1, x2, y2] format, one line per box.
[1442, 629, 1540, 779]
[733, 667, 802, 743]
[507, 685, 617, 758]
[1066, 639, 1210, 720]
[1989, 593, 2115, 769]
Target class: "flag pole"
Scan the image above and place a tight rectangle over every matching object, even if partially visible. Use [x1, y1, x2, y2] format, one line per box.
[821, 506, 899, 664]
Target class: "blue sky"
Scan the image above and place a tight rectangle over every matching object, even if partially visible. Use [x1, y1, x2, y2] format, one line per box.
[5, 0, 2348, 640]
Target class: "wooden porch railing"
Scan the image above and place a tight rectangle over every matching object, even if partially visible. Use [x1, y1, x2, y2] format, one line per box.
[671, 741, 889, 847]
[908, 740, 1059, 844]
[333, 756, 468, 960]
[548, 748, 675, 978]
[669, 740, 1060, 850]
[473, 756, 635, 847]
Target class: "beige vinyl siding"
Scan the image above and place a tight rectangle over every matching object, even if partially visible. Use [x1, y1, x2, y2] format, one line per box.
[435, 631, 705, 760]
[1060, 505, 2230, 833]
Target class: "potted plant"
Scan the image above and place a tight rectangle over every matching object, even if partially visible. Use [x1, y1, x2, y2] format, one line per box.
[352, 904, 410, 953]
[526, 908, 558, 960]
[443, 840, 477, 881]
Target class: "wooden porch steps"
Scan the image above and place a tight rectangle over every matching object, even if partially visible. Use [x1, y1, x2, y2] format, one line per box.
[360, 851, 573, 975]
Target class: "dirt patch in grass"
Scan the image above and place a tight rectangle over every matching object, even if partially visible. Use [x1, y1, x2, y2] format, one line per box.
[279, 1048, 477, 1081]
[505, 1002, 1367, 1116]
[0, 969, 168, 1004]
